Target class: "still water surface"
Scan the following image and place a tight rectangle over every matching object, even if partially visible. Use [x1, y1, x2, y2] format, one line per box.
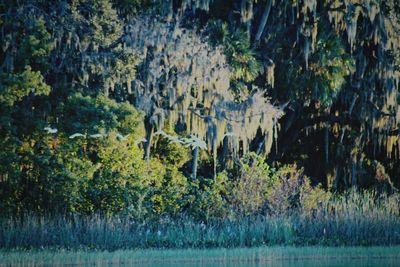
[1, 246, 399, 266]
[146, 259, 400, 267]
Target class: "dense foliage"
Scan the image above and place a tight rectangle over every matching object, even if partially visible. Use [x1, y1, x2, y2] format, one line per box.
[0, 0, 399, 224]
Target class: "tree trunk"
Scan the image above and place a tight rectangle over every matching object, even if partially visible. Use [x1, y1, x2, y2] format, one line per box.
[213, 148, 217, 180]
[324, 125, 331, 188]
[351, 162, 357, 188]
[222, 135, 230, 169]
[333, 156, 342, 191]
[255, 0, 272, 41]
[191, 146, 199, 179]
[324, 126, 329, 164]
[334, 94, 358, 191]
[256, 139, 265, 155]
[144, 119, 154, 160]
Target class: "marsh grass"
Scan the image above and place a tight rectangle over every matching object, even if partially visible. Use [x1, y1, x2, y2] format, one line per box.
[1, 190, 399, 250]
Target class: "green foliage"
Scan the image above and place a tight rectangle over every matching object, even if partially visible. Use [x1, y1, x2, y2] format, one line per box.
[194, 173, 231, 220]
[15, 16, 54, 72]
[1, 10, 54, 73]
[207, 20, 262, 97]
[151, 127, 191, 168]
[61, 93, 144, 136]
[0, 67, 51, 107]
[1, 92, 148, 215]
[70, 0, 122, 47]
[274, 22, 355, 107]
[112, 0, 152, 14]
[230, 153, 277, 216]
[267, 164, 332, 215]
[150, 166, 190, 216]
[80, 132, 143, 214]
[1, 0, 399, 232]
[300, 180, 331, 216]
[305, 26, 355, 106]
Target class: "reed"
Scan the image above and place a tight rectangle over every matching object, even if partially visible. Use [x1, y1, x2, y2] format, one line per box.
[1, 190, 399, 250]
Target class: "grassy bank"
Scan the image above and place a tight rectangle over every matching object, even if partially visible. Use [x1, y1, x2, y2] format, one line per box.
[1, 190, 399, 250]
[1, 213, 399, 250]
[1, 246, 400, 266]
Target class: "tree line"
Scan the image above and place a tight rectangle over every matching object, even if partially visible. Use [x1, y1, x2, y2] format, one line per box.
[0, 0, 399, 217]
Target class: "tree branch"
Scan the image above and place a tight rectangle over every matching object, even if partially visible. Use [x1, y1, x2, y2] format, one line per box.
[300, 114, 360, 128]
[255, 0, 272, 41]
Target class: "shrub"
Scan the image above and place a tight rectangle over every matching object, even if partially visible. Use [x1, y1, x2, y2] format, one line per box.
[230, 153, 277, 216]
[267, 164, 331, 216]
[195, 173, 232, 221]
[266, 164, 304, 214]
[300, 179, 331, 216]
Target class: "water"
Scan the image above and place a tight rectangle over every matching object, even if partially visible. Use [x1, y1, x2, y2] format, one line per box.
[145, 259, 400, 267]
[2, 258, 399, 266]
[1, 246, 399, 266]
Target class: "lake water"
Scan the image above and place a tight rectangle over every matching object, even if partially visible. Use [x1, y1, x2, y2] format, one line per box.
[146, 259, 400, 267]
[2, 258, 399, 266]
[1, 246, 399, 266]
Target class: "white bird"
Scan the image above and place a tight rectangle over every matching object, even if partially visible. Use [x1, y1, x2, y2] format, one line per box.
[89, 133, 104, 138]
[116, 133, 130, 141]
[69, 133, 86, 139]
[44, 126, 58, 134]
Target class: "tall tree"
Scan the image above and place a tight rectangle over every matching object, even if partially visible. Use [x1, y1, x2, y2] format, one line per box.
[124, 17, 283, 172]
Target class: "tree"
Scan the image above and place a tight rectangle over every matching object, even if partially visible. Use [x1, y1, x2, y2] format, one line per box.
[162, 0, 400, 189]
[124, 17, 283, 178]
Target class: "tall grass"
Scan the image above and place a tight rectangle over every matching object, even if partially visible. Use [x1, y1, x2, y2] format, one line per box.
[1, 190, 399, 250]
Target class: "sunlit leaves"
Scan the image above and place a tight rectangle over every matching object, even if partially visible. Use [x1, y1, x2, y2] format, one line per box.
[0, 67, 51, 107]
[207, 20, 262, 89]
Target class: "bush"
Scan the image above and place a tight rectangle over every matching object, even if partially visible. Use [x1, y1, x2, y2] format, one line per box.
[267, 164, 331, 216]
[230, 153, 277, 216]
[0, 93, 191, 217]
[194, 173, 232, 221]
[150, 166, 190, 216]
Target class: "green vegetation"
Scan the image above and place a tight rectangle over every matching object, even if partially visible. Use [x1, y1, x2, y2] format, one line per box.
[1, 190, 399, 250]
[0, 0, 400, 252]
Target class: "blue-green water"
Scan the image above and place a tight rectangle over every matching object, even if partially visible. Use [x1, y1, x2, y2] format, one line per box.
[1, 246, 399, 266]
[2, 258, 399, 266]
[147, 259, 400, 267]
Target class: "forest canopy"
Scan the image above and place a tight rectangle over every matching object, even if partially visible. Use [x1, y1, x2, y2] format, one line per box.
[0, 0, 399, 217]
